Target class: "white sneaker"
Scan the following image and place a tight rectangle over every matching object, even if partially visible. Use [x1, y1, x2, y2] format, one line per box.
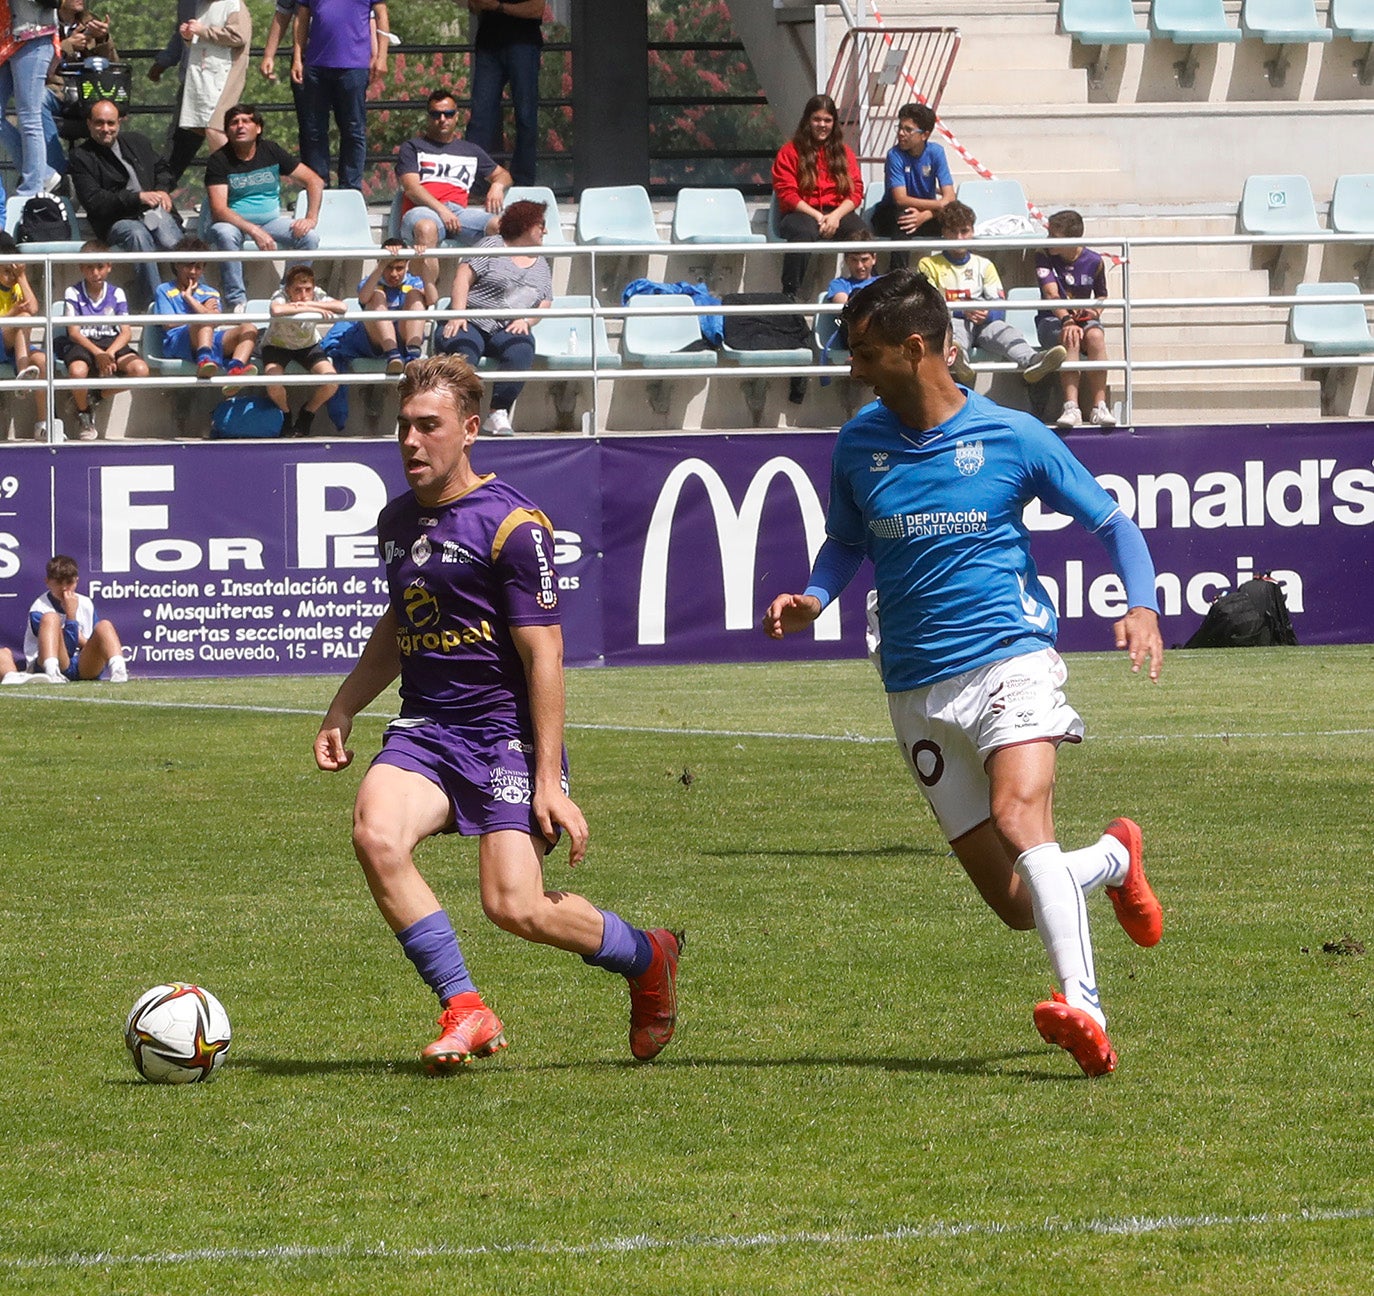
[77, 410, 98, 441]
[109, 657, 129, 683]
[1055, 403, 1082, 430]
[482, 409, 515, 437]
[17, 363, 40, 381]
[1090, 402, 1118, 428]
[33, 420, 49, 442]
[1022, 344, 1067, 384]
[2, 671, 37, 685]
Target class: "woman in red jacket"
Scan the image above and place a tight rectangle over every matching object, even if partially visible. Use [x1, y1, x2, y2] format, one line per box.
[772, 93, 869, 299]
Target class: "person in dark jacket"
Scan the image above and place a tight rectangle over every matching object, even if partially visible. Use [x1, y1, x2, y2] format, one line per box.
[69, 100, 183, 309]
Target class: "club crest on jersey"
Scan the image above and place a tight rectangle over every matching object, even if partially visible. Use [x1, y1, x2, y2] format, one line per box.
[870, 451, 890, 473]
[954, 440, 984, 477]
[411, 535, 433, 566]
[403, 581, 441, 629]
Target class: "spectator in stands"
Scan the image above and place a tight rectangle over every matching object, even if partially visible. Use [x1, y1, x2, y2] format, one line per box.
[869, 102, 954, 268]
[147, 0, 213, 183]
[435, 198, 551, 437]
[291, 0, 391, 192]
[205, 103, 323, 312]
[173, 0, 252, 163]
[0, 231, 50, 438]
[44, 0, 118, 161]
[70, 99, 183, 310]
[1036, 209, 1117, 429]
[0, 0, 63, 196]
[261, 261, 345, 436]
[154, 234, 260, 385]
[259, 0, 300, 87]
[771, 93, 868, 301]
[397, 89, 510, 300]
[57, 239, 150, 441]
[917, 202, 1065, 387]
[325, 237, 431, 374]
[465, 0, 545, 186]
[820, 231, 879, 358]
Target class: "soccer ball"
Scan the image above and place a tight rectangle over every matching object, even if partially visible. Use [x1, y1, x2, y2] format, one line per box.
[124, 983, 232, 1084]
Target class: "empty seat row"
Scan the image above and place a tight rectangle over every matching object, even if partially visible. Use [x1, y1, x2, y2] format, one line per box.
[1061, 0, 1372, 47]
[1239, 173, 1374, 235]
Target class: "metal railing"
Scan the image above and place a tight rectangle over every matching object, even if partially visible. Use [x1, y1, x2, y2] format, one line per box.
[4, 230, 1374, 439]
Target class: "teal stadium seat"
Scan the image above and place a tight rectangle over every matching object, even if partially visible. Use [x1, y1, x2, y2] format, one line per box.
[1059, 0, 1151, 42]
[1150, 0, 1243, 42]
[671, 188, 766, 244]
[1330, 174, 1374, 233]
[1241, 0, 1334, 41]
[4, 193, 83, 254]
[296, 188, 376, 252]
[1331, 0, 1374, 81]
[621, 297, 718, 367]
[955, 179, 1033, 228]
[531, 295, 622, 369]
[1288, 281, 1374, 356]
[1238, 174, 1321, 235]
[502, 185, 570, 244]
[142, 313, 196, 376]
[814, 293, 846, 364]
[575, 185, 662, 245]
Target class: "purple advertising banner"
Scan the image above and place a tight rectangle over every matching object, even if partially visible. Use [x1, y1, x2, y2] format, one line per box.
[0, 422, 1369, 675]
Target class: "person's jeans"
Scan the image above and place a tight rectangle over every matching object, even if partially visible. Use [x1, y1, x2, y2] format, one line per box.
[109, 217, 185, 311]
[436, 324, 534, 409]
[298, 64, 370, 191]
[466, 40, 541, 185]
[0, 38, 60, 195]
[208, 214, 321, 306]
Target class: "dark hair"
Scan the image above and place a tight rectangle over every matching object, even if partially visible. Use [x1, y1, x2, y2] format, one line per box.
[788, 93, 855, 203]
[841, 270, 950, 351]
[937, 202, 977, 236]
[397, 354, 483, 420]
[426, 88, 459, 110]
[174, 236, 211, 254]
[382, 237, 407, 252]
[498, 199, 547, 242]
[284, 263, 316, 287]
[223, 104, 264, 129]
[897, 102, 937, 134]
[47, 554, 80, 583]
[79, 239, 111, 256]
[1047, 209, 1086, 240]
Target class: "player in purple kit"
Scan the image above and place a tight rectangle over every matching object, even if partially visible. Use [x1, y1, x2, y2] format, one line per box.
[314, 354, 682, 1072]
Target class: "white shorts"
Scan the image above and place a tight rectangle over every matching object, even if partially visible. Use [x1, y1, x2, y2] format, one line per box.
[887, 647, 1084, 843]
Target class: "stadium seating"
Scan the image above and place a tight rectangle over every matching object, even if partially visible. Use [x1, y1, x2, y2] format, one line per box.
[141, 313, 196, 376]
[4, 193, 83, 254]
[575, 185, 662, 245]
[1330, 174, 1374, 233]
[297, 188, 375, 251]
[621, 295, 717, 414]
[1059, 0, 1151, 43]
[1149, 0, 1241, 84]
[813, 294, 846, 365]
[971, 286, 1044, 368]
[531, 295, 622, 369]
[1238, 174, 1322, 235]
[502, 185, 571, 244]
[955, 179, 1034, 229]
[1241, 0, 1332, 84]
[1287, 281, 1374, 356]
[1331, 0, 1374, 81]
[671, 188, 766, 244]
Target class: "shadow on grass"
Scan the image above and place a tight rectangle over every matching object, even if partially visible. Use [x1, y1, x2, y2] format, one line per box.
[703, 843, 947, 861]
[233, 1047, 1076, 1082]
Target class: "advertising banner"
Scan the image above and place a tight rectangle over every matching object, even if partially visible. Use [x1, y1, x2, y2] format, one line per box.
[0, 422, 1369, 675]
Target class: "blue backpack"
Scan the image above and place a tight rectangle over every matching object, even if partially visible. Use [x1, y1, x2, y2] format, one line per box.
[210, 395, 285, 439]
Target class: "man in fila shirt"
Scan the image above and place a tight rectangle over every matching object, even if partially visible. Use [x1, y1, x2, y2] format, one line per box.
[395, 89, 512, 298]
[314, 354, 681, 1072]
[763, 270, 1164, 1077]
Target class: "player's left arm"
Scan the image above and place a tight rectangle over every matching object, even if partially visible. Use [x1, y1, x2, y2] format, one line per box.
[510, 621, 589, 865]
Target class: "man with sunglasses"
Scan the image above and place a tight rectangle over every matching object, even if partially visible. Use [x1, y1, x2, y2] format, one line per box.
[396, 89, 511, 298]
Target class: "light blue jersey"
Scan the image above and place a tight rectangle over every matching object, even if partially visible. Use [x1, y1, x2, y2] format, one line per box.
[822, 390, 1127, 692]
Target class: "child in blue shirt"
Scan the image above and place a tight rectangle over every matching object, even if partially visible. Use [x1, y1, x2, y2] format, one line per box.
[154, 237, 259, 390]
[324, 239, 432, 374]
[870, 102, 955, 265]
[821, 235, 879, 360]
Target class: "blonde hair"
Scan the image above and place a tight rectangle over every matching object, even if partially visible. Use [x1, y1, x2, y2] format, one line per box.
[396, 354, 483, 420]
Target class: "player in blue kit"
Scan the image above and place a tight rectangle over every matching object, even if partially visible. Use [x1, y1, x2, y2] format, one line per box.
[763, 271, 1164, 1077]
[314, 354, 681, 1072]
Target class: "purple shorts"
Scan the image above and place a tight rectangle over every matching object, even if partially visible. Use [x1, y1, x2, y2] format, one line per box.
[372, 716, 568, 842]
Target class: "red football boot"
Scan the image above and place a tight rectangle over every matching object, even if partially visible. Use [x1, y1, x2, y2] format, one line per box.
[1034, 993, 1117, 1078]
[627, 929, 683, 1061]
[1103, 817, 1163, 948]
[421, 992, 507, 1074]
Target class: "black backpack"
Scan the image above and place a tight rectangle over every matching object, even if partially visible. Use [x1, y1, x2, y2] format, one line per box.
[1183, 576, 1299, 649]
[15, 196, 69, 245]
[721, 292, 811, 352]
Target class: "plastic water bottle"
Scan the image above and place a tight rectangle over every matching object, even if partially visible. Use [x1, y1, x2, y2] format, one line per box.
[566, 326, 578, 356]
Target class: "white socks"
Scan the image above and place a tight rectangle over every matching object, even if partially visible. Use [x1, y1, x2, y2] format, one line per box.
[1016, 842, 1104, 1027]
[109, 655, 128, 683]
[42, 657, 66, 684]
[1058, 833, 1130, 895]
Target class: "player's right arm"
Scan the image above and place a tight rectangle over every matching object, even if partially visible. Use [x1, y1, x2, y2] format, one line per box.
[762, 535, 865, 638]
[315, 609, 402, 771]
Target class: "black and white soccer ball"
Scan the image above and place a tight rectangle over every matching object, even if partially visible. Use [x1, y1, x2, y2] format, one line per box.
[124, 983, 232, 1084]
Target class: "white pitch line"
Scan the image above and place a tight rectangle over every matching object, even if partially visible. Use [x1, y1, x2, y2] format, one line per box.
[2, 691, 1372, 744]
[4, 1205, 1371, 1272]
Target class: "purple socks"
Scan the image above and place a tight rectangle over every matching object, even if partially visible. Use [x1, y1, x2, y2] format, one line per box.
[397, 910, 476, 1002]
[582, 908, 653, 977]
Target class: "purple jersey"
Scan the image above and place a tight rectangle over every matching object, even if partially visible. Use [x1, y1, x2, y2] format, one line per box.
[377, 476, 559, 732]
[1034, 247, 1108, 320]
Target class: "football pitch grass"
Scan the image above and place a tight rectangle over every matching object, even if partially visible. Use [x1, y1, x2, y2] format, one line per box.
[1, 646, 1370, 1295]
